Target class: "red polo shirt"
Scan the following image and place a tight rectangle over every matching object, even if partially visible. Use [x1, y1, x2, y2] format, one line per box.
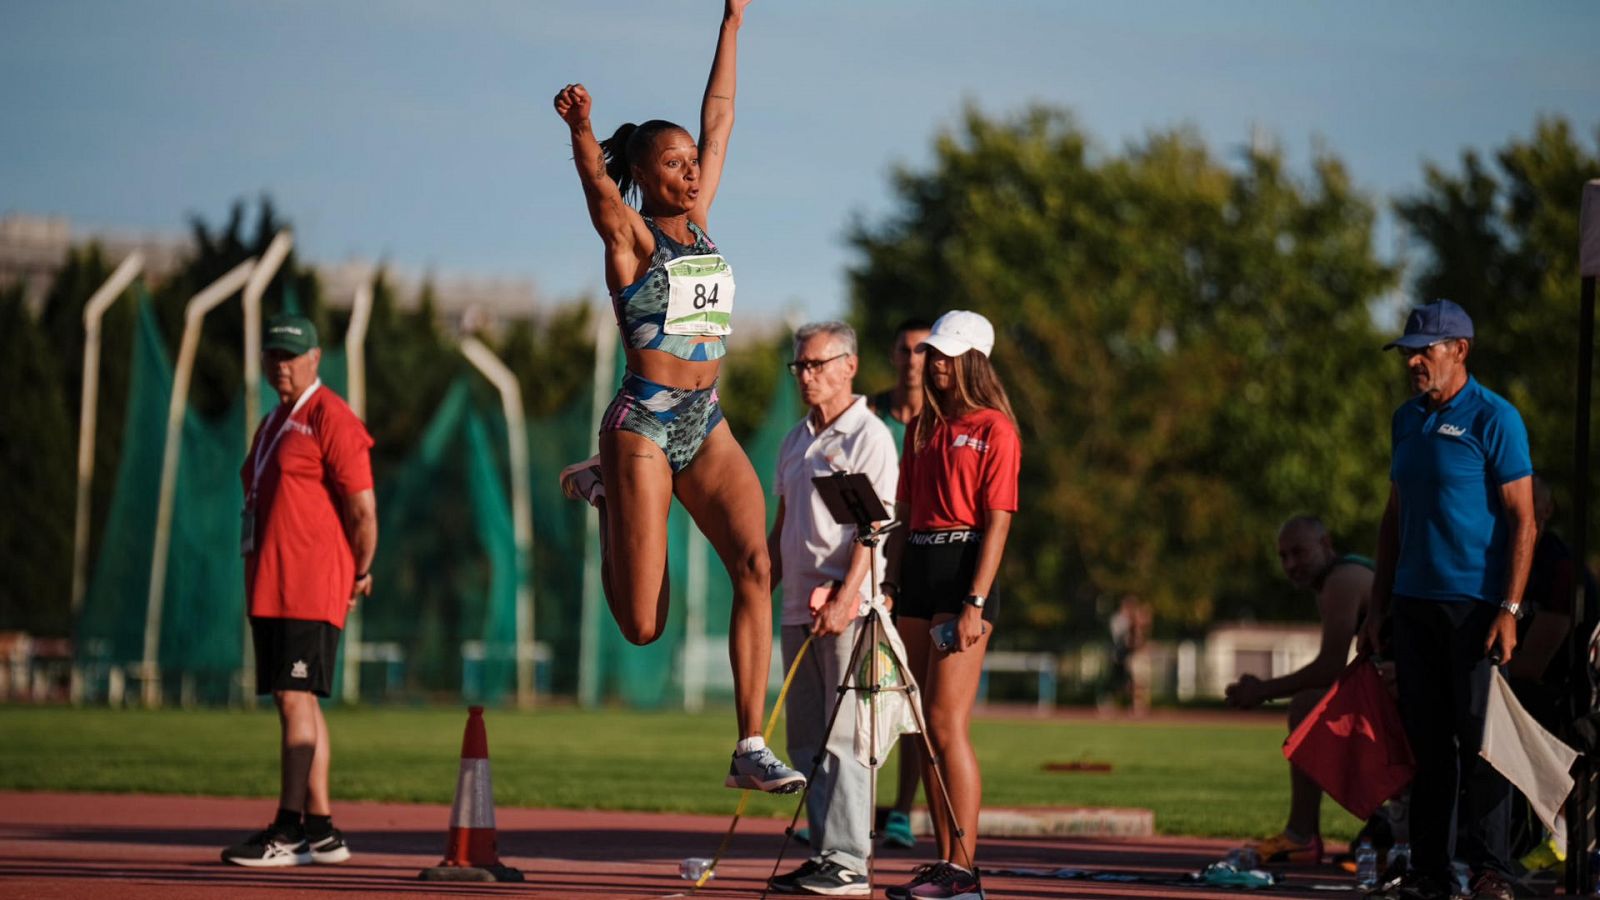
[897, 408, 1020, 531]
[242, 384, 374, 628]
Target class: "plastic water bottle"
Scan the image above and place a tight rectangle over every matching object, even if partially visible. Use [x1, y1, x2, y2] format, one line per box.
[1225, 847, 1260, 870]
[1386, 841, 1411, 875]
[1354, 837, 1378, 888]
[678, 857, 715, 881]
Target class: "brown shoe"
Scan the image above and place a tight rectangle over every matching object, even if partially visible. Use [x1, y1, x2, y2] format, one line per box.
[1467, 870, 1514, 900]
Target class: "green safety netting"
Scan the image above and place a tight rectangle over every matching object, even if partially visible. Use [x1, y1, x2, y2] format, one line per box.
[78, 296, 802, 708]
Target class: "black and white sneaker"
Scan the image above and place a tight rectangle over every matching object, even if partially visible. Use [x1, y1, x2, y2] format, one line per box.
[768, 859, 823, 894]
[307, 828, 351, 864]
[794, 859, 871, 896]
[220, 827, 312, 867]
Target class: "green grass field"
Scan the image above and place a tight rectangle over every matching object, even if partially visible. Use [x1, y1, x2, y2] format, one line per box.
[0, 705, 1362, 842]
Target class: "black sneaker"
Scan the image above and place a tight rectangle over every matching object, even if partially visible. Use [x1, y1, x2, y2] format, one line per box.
[769, 859, 824, 894]
[220, 826, 312, 867]
[307, 827, 351, 864]
[793, 859, 871, 896]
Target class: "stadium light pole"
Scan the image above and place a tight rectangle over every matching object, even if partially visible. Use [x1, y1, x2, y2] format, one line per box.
[340, 280, 374, 705]
[241, 230, 294, 440]
[140, 258, 256, 708]
[577, 316, 617, 709]
[69, 251, 144, 704]
[1568, 179, 1599, 895]
[461, 335, 537, 709]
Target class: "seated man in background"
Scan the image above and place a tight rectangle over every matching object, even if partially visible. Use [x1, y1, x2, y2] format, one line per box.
[1226, 515, 1373, 864]
[1507, 475, 1594, 730]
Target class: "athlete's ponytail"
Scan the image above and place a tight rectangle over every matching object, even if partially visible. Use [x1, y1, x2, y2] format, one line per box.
[598, 119, 689, 207]
[599, 122, 640, 200]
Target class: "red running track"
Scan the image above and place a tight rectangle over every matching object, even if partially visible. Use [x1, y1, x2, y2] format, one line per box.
[0, 792, 1355, 899]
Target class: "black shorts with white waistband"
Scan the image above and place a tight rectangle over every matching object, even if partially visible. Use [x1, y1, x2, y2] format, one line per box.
[251, 616, 341, 697]
[897, 529, 999, 623]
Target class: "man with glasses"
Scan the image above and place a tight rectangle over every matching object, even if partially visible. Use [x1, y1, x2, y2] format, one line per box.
[1361, 300, 1536, 900]
[767, 321, 899, 896]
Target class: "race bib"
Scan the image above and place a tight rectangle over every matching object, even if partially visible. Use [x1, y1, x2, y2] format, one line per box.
[663, 254, 735, 336]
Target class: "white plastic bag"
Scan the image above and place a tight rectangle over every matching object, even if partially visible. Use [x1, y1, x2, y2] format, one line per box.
[853, 597, 921, 769]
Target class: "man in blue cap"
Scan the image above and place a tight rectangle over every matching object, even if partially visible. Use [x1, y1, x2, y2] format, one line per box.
[1360, 300, 1536, 900]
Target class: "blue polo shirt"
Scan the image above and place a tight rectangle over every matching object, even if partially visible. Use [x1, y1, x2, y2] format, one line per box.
[1390, 376, 1532, 603]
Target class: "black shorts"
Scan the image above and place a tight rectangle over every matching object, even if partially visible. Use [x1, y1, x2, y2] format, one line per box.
[897, 529, 999, 623]
[251, 616, 341, 697]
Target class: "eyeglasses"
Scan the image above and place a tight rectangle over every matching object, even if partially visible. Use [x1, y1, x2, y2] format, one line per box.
[1399, 339, 1457, 359]
[787, 353, 849, 376]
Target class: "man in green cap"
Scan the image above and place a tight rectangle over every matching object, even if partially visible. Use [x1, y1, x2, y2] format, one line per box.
[222, 313, 378, 868]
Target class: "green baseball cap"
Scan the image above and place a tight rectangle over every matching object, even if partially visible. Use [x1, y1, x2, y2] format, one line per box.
[263, 314, 319, 356]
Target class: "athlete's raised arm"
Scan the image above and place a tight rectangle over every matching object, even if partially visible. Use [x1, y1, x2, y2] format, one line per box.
[554, 83, 642, 264]
[692, 0, 750, 227]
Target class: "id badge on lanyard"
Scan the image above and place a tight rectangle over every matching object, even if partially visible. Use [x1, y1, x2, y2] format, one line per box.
[662, 254, 735, 336]
[242, 381, 319, 556]
[240, 500, 257, 556]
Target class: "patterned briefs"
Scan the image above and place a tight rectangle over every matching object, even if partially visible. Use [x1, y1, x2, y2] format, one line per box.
[600, 370, 725, 473]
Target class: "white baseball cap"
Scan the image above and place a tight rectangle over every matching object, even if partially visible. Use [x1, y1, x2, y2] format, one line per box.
[919, 310, 995, 358]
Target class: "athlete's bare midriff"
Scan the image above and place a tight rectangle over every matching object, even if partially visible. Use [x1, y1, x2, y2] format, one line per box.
[624, 345, 722, 390]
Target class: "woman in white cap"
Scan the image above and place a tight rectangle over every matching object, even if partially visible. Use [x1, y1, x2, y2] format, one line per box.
[548, 0, 804, 795]
[885, 310, 1020, 900]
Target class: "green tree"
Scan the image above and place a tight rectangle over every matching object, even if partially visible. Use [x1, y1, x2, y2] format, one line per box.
[362, 272, 464, 477]
[34, 244, 140, 606]
[0, 284, 77, 634]
[848, 105, 1395, 639]
[150, 197, 321, 418]
[1394, 116, 1600, 549]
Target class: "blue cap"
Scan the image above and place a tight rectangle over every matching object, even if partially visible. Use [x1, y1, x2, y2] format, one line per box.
[1383, 299, 1474, 350]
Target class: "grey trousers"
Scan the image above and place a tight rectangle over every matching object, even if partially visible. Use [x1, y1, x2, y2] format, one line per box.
[782, 621, 871, 874]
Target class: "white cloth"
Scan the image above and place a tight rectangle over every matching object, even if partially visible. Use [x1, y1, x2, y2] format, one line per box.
[774, 395, 899, 626]
[853, 598, 921, 769]
[1480, 667, 1579, 851]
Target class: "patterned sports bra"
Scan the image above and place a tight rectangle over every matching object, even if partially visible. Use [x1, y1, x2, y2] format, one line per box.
[611, 218, 732, 363]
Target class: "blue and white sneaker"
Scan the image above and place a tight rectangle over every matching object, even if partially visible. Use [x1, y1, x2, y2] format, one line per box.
[220, 826, 312, 867]
[725, 746, 807, 793]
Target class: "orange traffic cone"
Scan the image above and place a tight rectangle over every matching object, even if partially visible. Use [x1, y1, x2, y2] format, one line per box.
[418, 706, 523, 882]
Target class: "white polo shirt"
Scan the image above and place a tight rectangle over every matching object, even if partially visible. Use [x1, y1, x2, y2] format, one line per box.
[774, 395, 900, 626]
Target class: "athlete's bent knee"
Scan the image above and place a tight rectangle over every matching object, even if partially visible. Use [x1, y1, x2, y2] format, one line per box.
[615, 614, 664, 646]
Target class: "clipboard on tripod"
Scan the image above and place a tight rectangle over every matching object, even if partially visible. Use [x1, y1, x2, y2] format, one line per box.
[811, 471, 897, 550]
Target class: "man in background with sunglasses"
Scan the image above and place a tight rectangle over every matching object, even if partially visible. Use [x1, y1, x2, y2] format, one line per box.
[1361, 300, 1536, 900]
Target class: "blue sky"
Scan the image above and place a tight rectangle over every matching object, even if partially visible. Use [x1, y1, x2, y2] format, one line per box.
[4, 1, 1595, 321]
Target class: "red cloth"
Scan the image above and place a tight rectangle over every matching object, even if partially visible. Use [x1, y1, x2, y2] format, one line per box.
[896, 408, 1020, 530]
[1283, 660, 1415, 821]
[243, 387, 373, 628]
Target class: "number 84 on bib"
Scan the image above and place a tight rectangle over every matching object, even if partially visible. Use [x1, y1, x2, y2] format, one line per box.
[663, 254, 735, 336]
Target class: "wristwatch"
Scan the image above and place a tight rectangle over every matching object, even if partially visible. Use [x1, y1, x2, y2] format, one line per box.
[1498, 599, 1521, 618]
[963, 594, 986, 609]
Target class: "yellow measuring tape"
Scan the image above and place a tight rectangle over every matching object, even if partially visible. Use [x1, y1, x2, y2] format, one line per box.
[691, 634, 813, 891]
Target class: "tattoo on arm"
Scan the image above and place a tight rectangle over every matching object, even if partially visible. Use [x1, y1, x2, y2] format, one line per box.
[703, 139, 721, 157]
[709, 93, 733, 101]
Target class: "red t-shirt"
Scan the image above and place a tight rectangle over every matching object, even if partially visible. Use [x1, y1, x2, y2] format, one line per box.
[896, 408, 1020, 531]
[242, 385, 374, 628]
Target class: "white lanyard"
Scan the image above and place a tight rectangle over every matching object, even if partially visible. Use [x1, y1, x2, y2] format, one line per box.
[249, 379, 320, 499]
